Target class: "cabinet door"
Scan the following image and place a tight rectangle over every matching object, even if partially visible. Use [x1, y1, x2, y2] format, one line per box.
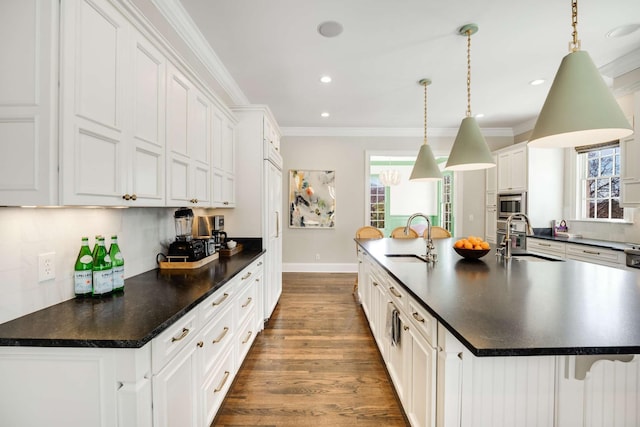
[387, 307, 409, 405]
[211, 111, 236, 207]
[497, 152, 511, 192]
[60, 0, 130, 205]
[264, 161, 282, 320]
[153, 339, 201, 427]
[509, 147, 527, 191]
[485, 202, 496, 243]
[189, 89, 211, 206]
[485, 154, 497, 193]
[407, 326, 437, 427]
[621, 132, 640, 207]
[129, 32, 165, 205]
[0, 0, 58, 205]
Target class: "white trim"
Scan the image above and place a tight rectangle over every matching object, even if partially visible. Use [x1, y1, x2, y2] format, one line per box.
[283, 263, 357, 273]
[281, 126, 514, 138]
[148, 0, 249, 105]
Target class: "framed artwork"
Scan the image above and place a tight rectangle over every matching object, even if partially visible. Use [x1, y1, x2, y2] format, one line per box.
[289, 170, 336, 228]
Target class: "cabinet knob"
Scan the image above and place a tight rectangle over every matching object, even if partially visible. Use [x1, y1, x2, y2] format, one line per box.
[197, 341, 204, 348]
[130, 194, 137, 201]
[122, 194, 130, 200]
[223, 201, 229, 205]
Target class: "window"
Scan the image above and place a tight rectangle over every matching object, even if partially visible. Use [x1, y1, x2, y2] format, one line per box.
[577, 143, 623, 220]
[441, 173, 454, 234]
[370, 176, 385, 228]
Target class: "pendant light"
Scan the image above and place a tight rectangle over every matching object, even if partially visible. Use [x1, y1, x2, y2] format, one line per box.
[528, 0, 633, 148]
[379, 168, 401, 186]
[445, 24, 495, 171]
[410, 79, 443, 181]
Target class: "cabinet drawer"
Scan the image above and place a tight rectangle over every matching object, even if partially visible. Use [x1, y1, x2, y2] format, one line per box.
[407, 297, 437, 347]
[236, 277, 256, 326]
[237, 311, 257, 362]
[566, 243, 624, 267]
[200, 281, 236, 326]
[385, 278, 407, 311]
[201, 304, 234, 376]
[201, 346, 235, 426]
[527, 238, 566, 258]
[151, 310, 199, 374]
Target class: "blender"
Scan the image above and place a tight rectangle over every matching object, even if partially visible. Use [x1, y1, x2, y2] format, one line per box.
[167, 208, 206, 262]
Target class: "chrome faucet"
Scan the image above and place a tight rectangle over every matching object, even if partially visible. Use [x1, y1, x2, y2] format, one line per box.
[498, 213, 533, 259]
[405, 213, 436, 262]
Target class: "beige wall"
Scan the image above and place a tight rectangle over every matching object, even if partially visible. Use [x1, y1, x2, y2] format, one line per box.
[280, 134, 513, 271]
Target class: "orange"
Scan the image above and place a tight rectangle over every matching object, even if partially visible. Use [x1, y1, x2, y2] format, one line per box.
[463, 242, 473, 250]
[454, 240, 464, 248]
[480, 241, 490, 250]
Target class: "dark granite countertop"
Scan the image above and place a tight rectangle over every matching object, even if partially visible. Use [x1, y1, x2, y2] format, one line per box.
[0, 248, 265, 348]
[528, 234, 634, 252]
[357, 238, 640, 357]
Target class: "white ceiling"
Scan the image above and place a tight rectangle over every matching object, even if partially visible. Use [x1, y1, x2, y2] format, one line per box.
[177, 0, 640, 134]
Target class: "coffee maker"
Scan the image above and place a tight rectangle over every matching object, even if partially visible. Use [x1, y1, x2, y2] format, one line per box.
[167, 208, 206, 262]
[211, 215, 227, 251]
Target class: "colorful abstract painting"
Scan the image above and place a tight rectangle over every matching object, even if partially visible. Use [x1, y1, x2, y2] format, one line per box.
[289, 170, 336, 228]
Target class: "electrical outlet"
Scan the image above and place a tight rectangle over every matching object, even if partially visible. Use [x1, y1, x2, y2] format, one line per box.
[38, 252, 56, 282]
[315, 253, 320, 261]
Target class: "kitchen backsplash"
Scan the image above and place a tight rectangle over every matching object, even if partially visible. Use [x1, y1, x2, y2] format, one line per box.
[0, 207, 177, 324]
[565, 215, 640, 243]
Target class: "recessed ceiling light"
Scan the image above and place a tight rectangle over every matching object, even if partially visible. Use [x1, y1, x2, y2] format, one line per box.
[529, 79, 546, 86]
[320, 75, 332, 83]
[606, 24, 640, 38]
[321, 112, 330, 118]
[317, 21, 343, 38]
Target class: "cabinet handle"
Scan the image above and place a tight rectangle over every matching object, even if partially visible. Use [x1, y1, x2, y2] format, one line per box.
[539, 243, 551, 247]
[403, 325, 409, 331]
[242, 330, 253, 344]
[241, 272, 252, 280]
[122, 194, 130, 200]
[389, 287, 402, 298]
[214, 371, 230, 393]
[373, 281, 379, 287]
[131, 194, 137, 201]
[242, 297, 252, 308]
[223, 201, 229, 205]
[258, 262, 263, 266]
[171, 327, 190, 342]
[212, 293, 229, 306]
[197, 341, 204, 348]
[458, 352, 464, 360]
[412, 312, 425, 323]
[275, 211, 280, 238]
[212, 327, 229, 344]
[190, 198, 198, 204]
[583, 250, 601, 255]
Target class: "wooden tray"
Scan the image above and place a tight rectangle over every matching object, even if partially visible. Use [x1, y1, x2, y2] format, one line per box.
[219, 244, 243, 257]
[159, 252, 219, 270]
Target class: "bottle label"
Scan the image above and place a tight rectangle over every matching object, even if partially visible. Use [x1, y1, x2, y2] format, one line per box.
[112, 266, 125, 290]
[79, 254, 93, 264]
[93, 269, 113, 295]
[74, 270, 92, 294]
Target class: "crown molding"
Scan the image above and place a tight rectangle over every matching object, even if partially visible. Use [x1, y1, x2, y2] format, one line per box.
[281, 126, 514, 138]
[600, 47, 640, 79]
[149, 0, 249, 105]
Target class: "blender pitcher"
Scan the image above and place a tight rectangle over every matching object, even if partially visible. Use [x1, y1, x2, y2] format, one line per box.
[174, 208, 194, 241]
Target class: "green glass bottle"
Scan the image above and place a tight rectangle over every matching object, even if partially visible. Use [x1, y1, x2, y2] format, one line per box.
[91, 235, 101, 260]
[74, 237, 93, 298]
[92, 236, 113, 297]
[109, 235, 124, 293]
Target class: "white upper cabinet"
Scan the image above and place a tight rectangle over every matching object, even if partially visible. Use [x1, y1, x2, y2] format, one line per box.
[60, 0, 166, 206]
[0, 0, 58, 206]
[621, 91, 640, 207]
[211, 108, 236, 207]
[497, 145, 527, 192]
[165, 63, 211, 207]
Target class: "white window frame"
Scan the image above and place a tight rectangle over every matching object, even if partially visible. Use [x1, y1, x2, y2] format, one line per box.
[572, 146, 633, 223]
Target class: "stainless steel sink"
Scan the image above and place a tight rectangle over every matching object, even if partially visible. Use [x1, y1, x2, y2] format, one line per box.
[510, 253, 563, 262]
[385, 254, 429, 263]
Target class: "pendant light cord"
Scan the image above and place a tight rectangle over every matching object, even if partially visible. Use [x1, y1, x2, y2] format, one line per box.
[466, 29, 472, 118]
[423, 81, 428, 145]
[570, 0, 581, 52]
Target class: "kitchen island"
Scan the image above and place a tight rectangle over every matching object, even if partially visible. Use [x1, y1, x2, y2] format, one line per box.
[357, 237, 640, 427]
[0, 248, 266, 427]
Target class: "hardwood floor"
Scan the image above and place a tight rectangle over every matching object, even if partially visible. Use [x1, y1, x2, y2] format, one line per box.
[212, 272, 409, 426]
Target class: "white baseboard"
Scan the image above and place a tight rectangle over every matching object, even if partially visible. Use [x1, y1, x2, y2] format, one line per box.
[282, 263, 357, 273]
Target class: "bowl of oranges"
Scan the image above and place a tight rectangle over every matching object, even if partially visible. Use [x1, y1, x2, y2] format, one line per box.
[453, 236, 491, 259]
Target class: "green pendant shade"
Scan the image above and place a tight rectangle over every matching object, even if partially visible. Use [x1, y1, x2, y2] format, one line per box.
[410, 143, 443, 181]
[445, 116, 496, 171]
[529, 50, 633, 148]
